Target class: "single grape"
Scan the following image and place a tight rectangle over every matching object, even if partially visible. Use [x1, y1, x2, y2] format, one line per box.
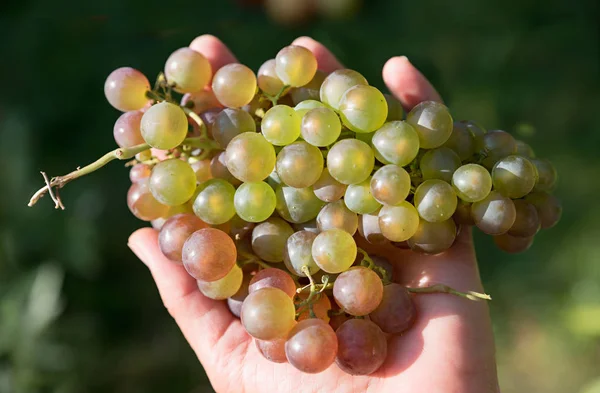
[294, 99, 327, 117]
[261, 105, 302, 146]
[256, 338, 287, 363]
[275, 45, 318, 87]
[257, 59, 286, 96]
[164, 47, 211, 93]
[420, 147, 461, 183]
[212, 108, 256, 148]
[406, 101, 453, 149]
[313, 167, 347, 203]
[129, 163, 152, 183]
[461, 120, 487, 139]
[378, 201, 420, 242]
[248, 267, 296, 298]
[443, 121, 476, 160]
[241, 287, 296, 340]
[530, 158, 558, 192]
[192, 179, 236, 225]
[227, 215, 255, 240]
[475, 130, 517, 169]
[276, 142, 324, 188]
[113, 111, 144, 148]
[335, 319, 387, 376]
[312, 229, 357, 273]
[515, 139, 535, 158]
[508, 200, 540, 237]
[158, 213, 208, 262]
[182, 228, 237, 282]
[164, 203, 194, 219]
[195, 107, 221, 138]
[141, 102, 188, 150]
[225, 132, 276, 182]
[149, 159, 197, 206]
[525, 192, 562, 229]
[357, 210, 388, 245]
[344, 177, 382, 214]
[407, 218, 457, 254]
[275, 185, 325, 223]
[190, 159, 212, 183]
[414, 179, 458, 222]
[492, 155, 537, 198]
[296, 293, 332, 322]
[285, 319, 338, 374]
[197, 264, 243, 300]
[251, 217, 295, 262]
[234, 181, 276, 223]
[452, 164, 493, 203]
[301, 107, 342, 147]
[227, 274, 252, 318]
[494, 234, 534, 253]
[290, 70, 327, 105]
[370, 165, 411, 205]
[292, 219, 320, 234]
[127, 182, 169, 221]
[384, 94, 404, 121]
[453, 200, 475, 226]
[210, 151, 242, 186]
[369, 283, 416, 334]
[371, 121, 420, 166]
[327, 139, 374, 185]
[338, 85, 388, 133]
[104, 67, 150, 112]
[212, 63, 257, 108]
[283, 230, 320, 276]
[333, 266, 383, 316]
[181, 90, 222, 114]
[471, 191, 517, 235]
[317, 200, 358, 235]
[319, 69, 368, 110]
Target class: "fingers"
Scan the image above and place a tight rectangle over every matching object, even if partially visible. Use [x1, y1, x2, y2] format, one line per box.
[292, 36, 344, 73]
[382, 56, 443, 111]
[190, 34, 238, 72]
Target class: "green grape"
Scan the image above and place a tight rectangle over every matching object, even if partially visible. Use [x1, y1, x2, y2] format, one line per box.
[164, 47, 212, 93]
[475, 130, 517, 169]
[344, 177, 381, 214]
[316, 200, 358, 235]
[525, 192, 562, 229]
[290, 70, 327, 105]
[192, 179, 236, 225]
[453, 200, 475, 226]
[370, 165, 411, 206]
[492, 155, 537, 198]
[333, 266, 383, 316]
[261, 105, 301, 146]
[357, 209, 388, 245]
[210, 151, 242, 186]
[312, 229, 357, 273]
[141, 102, 188, 149]
[384, 94, 404, 121]
[276, 142, 324, 188]
[190, 159, 212, 183]
[301, 107, 342, 147]
[182, 228, 237, 282]
[149, 159, 197, 206]
[225, 133, 276, 182]
[407, 218, 457, 255]
[494, 233, 534, 254]
[294, 99, 327, 117]
[127, 181, 169, 221]
[515, 139, 535, 158]
[335, 319, 387, 376]
[378, 201, 420, 242]
[158, 213, 208, 262]
[251, 217, 295, 262]
[129, 163, 152, 183]
[212, 108, 256, 148]
[313, 167, 347, 202]
[275, 45, 318, 87]
[275, 185, 324, 223]
[420, 147, 461, 183]
[257, 59, 286, 96]
[508, 200, 540, 237]
[212, 63, 257, 108]
[471, 191, 516, 235]
[414, 180, 457, 222]
[406, 101, 453, 149]
[285, 319, 338, 374]
[248, 268, 297, 298]
[197, 264, 243, 300]
[462, 120, 486, 139]
[319, 69, 368, 110]
[452, 164, 493, 203]
[266, 169, 283, 190]
[442, 121, 476, 160]
[339, 85, 388, 133]
[241, 287, 296, 340]
[530, 158, 558, 192]
[283, 231, 320, 277]
[371, 121, 420, 166]
[181, 90, 222, 114]
[104, 67, 150, 112]
[327, 139, 374, 185]
[113, 111, 144, 148]
[234, 182, 276, 223]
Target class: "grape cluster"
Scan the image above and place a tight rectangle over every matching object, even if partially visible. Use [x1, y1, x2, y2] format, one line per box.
[54, 39, 561, 376]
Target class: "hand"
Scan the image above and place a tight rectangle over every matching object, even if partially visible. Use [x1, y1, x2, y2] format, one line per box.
[128, 35, 500, 393]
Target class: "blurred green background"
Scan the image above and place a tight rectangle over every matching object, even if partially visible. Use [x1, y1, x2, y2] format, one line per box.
[0, 0, 598, 392]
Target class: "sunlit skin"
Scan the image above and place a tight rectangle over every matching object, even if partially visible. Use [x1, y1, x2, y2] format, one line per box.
[128, 35, 499, 393]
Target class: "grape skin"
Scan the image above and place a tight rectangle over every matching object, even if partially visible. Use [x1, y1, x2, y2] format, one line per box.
[420, 147, 461, 183]
[256, 338, 287, 363]
[248, 267, 297, 298]
[312, 229, 357, 273]
[129, 163, 152, 183]
[300, 107, 342, 147]
[344, 177, 382, 215]
[492, 155, 537, 199]
[370, 165, 411, 206]
[371, 121, 420, 166]
[104, 67, 150, 112]
[369, 283, 416, 334]
[319, 69, 368, 110]
[141, 102, 188, 150]
[443, 121, 476, 160]
[452, 164, 493, 203]
[192, 179, 236, 225]
[335, 319, 387, 376]
[240, 287, 296, 340]
[212, 108, 256, 149]
[471, 191, 516, 235]
[327, 139, 374, 185]
[149, 159, 197, 206]
[233, 181, 276, 223]
[164, 47, 212, 93]
[408, 218, 457, 255]
[251, 217, 295, 262]
[276, 141, 324, 188]
[531, 158, 558, 192]
[316, 200, 358, 235]
[212, 63, 257, 108]
[227, 274, 252, 318]
[283, 230, 320, 276]
[275, 45, 318, 87]
[225, 133, 276, 183]
[525, 192, 562, 229]
[414, 179, 458, 222]
[261, 105, 302, 146]
[158, 213, 208, 262]
[257, 59, 286, 96]
[275, 185, 325, 224]
[339, 85, 388, 133]
[285, 319, 338, 374]
[406, 101, 453, 149]
[357, 210, 388, 245]
[508, 200, 540, 237]
[182, 228, 237, 282]
[378, 201, 420, 242]
[290, 70, 326, 105]
[197, 264, 243, 300]
[127, 181, 169, 221]
[190, 159, 212, 183]
[494, 233, 534, 253]
[313, 168, 347, 203]
[333, 266, 383, 316]
[113, 111, 145, 148]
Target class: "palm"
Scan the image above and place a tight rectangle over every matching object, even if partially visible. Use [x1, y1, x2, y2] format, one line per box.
[129, 35, 499, 393]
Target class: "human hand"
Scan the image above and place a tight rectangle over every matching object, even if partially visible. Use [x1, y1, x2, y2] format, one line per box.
[128, 35, 499, 393]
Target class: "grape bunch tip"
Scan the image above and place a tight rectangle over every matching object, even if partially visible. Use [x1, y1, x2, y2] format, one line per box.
[28, 37, 561, 376]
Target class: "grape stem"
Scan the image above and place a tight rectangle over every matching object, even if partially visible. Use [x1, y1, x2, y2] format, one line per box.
[357, 248, 392, 284]
[236, 249, 272, 270]
[27, 137, 217, 208]
[262, 84, 290, 106]
[407, 284, 492, 301]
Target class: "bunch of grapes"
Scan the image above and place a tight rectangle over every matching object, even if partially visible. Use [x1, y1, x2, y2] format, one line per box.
[30, 39, 561, 376]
